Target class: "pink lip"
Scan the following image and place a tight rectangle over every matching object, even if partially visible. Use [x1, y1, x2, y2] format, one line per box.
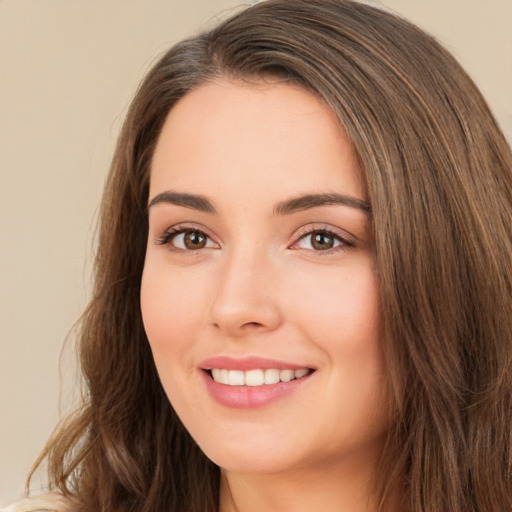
[200, 355, 311, 371]
[199, 356, 315, 409]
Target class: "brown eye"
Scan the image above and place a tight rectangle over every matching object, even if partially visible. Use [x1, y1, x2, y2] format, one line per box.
[294, 229, 347, 252]
[311, 232, 335, 250]
[183, 231, 207, 249]
[161, 229, 218, 251]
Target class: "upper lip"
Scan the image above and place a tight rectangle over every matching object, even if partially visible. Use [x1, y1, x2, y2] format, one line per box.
[200, 356, 313, 371]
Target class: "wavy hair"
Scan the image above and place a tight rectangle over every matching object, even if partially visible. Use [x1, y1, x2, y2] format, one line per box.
[31, 1, 512, 511]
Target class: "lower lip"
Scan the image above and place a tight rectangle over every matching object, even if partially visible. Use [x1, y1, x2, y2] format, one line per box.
[201, 370, 313, 409]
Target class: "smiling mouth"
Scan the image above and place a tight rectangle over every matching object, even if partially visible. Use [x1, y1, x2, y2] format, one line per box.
[208, 368, 313, 386]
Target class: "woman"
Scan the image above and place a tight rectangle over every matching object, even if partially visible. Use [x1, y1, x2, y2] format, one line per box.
[5, 0, 512, 511]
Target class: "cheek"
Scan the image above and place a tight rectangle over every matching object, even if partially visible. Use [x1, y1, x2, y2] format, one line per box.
[140, 261, 223, 439]
[289, 258, 381, 350]
[288, 259, 386, 409]
[140, 266, 204, 424]
[141, 255, 209, 338]
[140, 263, 205, 379]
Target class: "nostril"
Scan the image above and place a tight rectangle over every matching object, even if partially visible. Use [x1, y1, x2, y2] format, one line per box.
[242, 321, 263, 328]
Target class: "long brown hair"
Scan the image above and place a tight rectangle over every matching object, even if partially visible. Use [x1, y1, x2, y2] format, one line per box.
[30, 1, 512, 511]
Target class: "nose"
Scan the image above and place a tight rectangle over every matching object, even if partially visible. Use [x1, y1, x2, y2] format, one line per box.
[208, 249, 283, 338]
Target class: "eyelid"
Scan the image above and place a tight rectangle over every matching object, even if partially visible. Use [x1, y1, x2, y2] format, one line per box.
[154, 222, 356, 254]
[155, 223, 220, 250]
[289, 224, 356, 252]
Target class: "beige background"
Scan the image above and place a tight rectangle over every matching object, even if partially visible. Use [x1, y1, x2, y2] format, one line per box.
[1, 0, 511, 505]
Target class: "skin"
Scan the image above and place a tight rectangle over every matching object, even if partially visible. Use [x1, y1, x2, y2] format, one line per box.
[141, 79, 393, 511]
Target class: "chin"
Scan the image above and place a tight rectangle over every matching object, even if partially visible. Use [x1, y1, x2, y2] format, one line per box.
[207, 451, 295, 475]
[194, 431, 304, 475]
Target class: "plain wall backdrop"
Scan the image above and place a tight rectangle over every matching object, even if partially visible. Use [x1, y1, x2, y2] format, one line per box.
[1, 0, 511, 505]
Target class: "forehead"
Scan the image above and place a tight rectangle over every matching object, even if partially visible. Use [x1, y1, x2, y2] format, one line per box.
[150, 79, 365, 206]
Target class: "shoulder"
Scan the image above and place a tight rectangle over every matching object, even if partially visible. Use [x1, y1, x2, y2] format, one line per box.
[1, 493, 76, 512]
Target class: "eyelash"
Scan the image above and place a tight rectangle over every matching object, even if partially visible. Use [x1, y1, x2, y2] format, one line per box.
[291, 227, 354, 255]
[156, 225, 354, 255]
[156, 225, 215, 252]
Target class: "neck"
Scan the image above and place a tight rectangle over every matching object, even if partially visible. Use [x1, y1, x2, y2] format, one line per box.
[219, 461, 401, 512]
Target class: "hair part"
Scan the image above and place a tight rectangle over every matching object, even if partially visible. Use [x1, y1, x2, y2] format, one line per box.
[30, 1, 512, 511]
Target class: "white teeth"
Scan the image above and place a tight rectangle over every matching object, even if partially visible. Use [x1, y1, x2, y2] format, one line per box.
[211, 368, 230, 385]
[210, 368, 311, 386]
[264, 368, 280, 384]
[279, 369, 294, 382]
[211, 368, 222, 382]
[294, 368, 309, 379]
[228, 370, 245, 386]
[245, 369, 265, 386]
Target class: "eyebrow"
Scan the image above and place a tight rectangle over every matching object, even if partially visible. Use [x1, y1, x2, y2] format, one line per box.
[147, 191, 371, 215]
[273, 193, 371, 215]
[148, 191, 216, 213]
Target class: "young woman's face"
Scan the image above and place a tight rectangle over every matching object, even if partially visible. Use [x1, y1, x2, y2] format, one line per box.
[141, 80, 390, 476]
